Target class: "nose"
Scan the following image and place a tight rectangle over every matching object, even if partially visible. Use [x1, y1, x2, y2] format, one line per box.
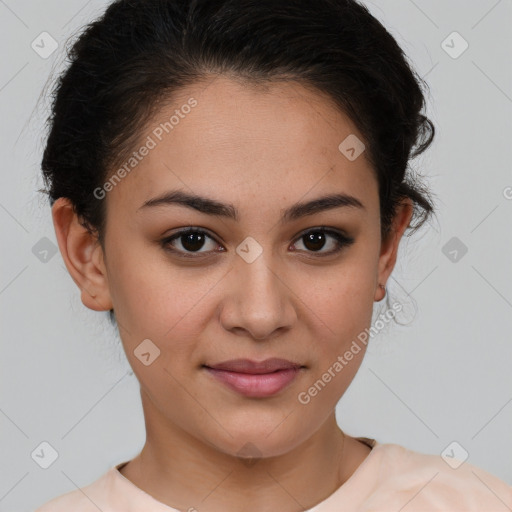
[219, 254, 297, 341]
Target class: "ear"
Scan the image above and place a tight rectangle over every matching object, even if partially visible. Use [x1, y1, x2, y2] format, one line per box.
[374, 198, 414, 302]
[51, 197, 113, 312]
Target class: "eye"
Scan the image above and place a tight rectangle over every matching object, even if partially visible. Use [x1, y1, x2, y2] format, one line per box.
[161, 227, 355, 259]
[291, 228, 355, 257]
[161, 228, 222, 258]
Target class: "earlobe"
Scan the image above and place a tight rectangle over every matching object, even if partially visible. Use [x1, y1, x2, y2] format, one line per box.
[51, 197, 113, 312]
[374, 198, 414, 301]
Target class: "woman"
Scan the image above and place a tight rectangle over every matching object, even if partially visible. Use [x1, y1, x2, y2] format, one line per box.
[35, 0, 512, 510]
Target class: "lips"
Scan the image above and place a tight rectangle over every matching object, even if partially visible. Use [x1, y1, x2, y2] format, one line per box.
[203, 358, 305, 398]
[204, 358, 303, 374]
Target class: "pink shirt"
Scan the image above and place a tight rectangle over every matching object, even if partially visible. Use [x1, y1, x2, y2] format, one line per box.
[35, 438, 512, 511]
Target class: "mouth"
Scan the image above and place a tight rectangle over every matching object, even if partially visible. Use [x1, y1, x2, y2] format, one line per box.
[202, 358, 305, 398]
[204, 357, 304, 373]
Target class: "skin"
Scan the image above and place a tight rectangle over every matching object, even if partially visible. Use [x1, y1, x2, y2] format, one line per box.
[52, 75, 413, 512]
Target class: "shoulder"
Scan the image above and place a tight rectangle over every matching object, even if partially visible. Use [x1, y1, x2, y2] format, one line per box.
[369, 442, 512, 510]
[34, 491, 92, 512]
[33, 467, 114, 512]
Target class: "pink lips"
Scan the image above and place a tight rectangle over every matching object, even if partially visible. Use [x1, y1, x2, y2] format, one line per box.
[204, 358, 303, 398]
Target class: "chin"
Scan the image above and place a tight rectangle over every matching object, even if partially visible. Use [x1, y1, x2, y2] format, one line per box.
[202, 421, 310, 461]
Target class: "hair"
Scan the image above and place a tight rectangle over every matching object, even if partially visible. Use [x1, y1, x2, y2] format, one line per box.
[40, 0, 437, 325]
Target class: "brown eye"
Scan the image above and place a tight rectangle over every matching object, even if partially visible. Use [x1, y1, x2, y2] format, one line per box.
[161, 226, 354, 259]
[292, 229, 354, 256]
[179, 232, 208, 252]
[162, 229, 221, 257]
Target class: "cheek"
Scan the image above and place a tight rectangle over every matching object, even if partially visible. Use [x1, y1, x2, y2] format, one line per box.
[301, 260, 377, 335]
[296, 251, 377, 381]
[304, 283, 372, 382]
[106, 242, 221, 355]
[298, 277, 373, 408]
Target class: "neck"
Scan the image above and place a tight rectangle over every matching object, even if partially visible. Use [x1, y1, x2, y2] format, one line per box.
[119, 388, 368, 512]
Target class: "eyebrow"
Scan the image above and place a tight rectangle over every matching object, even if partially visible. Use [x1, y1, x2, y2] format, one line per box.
[137, 189, 365, 223]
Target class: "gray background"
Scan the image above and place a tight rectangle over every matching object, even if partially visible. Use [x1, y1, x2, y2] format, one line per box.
[1, 0, 511, 510]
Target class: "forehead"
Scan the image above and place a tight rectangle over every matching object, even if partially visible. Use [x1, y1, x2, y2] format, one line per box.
[106, 75, 378, 219]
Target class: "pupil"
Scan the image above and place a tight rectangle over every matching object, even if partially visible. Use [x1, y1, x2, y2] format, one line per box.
[304, 232, 325, 251]
[182, 233, 205, 252]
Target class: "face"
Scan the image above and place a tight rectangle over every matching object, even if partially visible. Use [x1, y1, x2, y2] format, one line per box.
[74, 76, 404, 458]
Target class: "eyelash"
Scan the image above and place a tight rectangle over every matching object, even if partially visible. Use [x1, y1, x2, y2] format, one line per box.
[160, 227, 355, 259]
